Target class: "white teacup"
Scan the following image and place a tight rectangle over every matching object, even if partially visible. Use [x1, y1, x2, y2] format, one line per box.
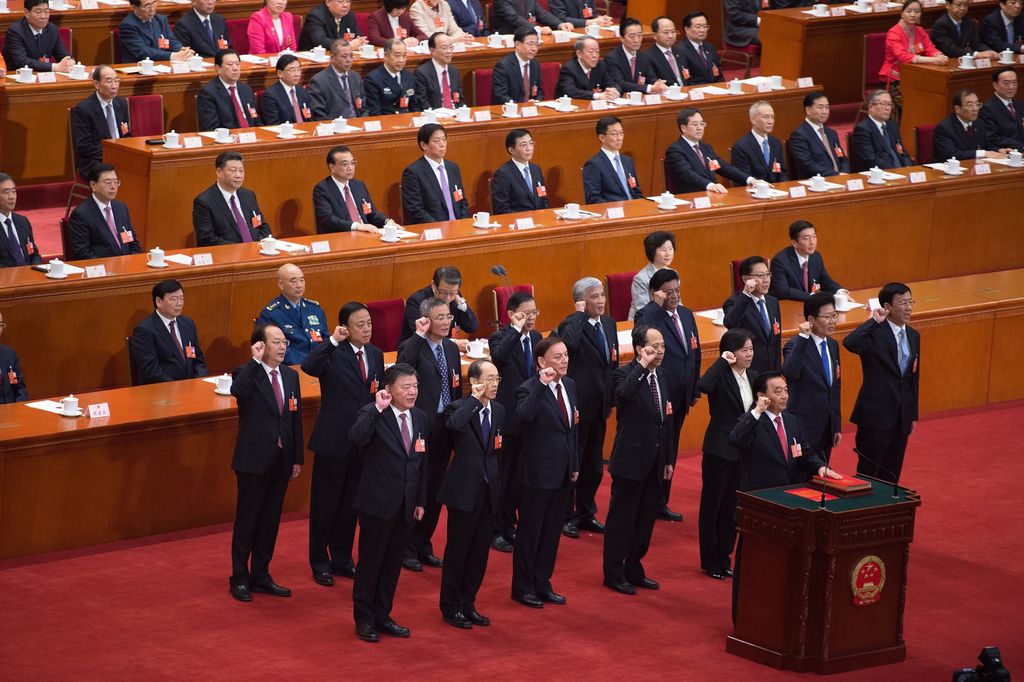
[360, 43, 375, 58]
[0, 0, 9, 11]
[945, 158, 961, 174]
[658, 192, 676, 208]
[769, 74, 783, 89]
[311, 45, 326, 58]
[502, 101, 518, 117]
[261, 238, 279, 254]
[488, 33, 503, 47]
[17, 66, 33, 83]
[855, 0, 870, 9]
[1009, 150, 1023, 167]
[586, 24, 602, 37]
[753, 181, 771, 198]
[1000, 49, 1014, 64]
[868, 166, 884, 183]
[49, 258, 65, 277]
[958, 53, 975, 68]
[666, 84, 682, 98]
[70, 62, 86, 79]
[728, 79, 743, 94]
[188, 55, 204, 71]
[467, 340, 486, 356]
[834, 292, 849, 309]
[139, 58, 155, 75]
[216, 374, 232, 392]
[713, 309, 725, 325]
[473, 211, 490, 226]
[564, 202, 581, 218]
[628, 90, 643, 104]
[424, 108, 438, 122]
[382, 223, 399, 241]
[147, 247, 165, 266]
[556, 95, 573, 111]
[455, 106, 471, 122]
[333, 116, 348, 133]
[813, 3, 828, 14]
[61, 395, 79, 416]
[279, 121, 294, 137]
[215, 127, 231, 143]
[810, 174, 826, 191]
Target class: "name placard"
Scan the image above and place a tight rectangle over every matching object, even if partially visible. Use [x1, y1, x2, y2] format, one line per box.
[363, 120, 383, 132]
[87, 402, 110, 418]
[84, 265, 107, 278]
[473, 110, 492, 121]
[909, 171, 927, 183]
[310, 240, 330, 253]
[846, 178, 865, 191]
[421, 228, 443, 241]
[193, 253, 214, 265]
[692, 196, 712, 209]
[788, 185, 807, 198]
[515, 217, 536, 229]
[604, 207, 625, 219]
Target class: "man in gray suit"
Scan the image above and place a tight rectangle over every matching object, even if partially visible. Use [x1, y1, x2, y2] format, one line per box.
[308, 38, 369, 119]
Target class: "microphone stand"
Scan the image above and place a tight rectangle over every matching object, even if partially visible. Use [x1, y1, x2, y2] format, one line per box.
[853, 447, 901, 499]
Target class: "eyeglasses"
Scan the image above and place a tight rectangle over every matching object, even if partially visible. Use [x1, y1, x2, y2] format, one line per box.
[97, 179, 121, 187]
[432, 314, 455, 321]
[687, 121, 708, 127]
[749, 272, 772, 279]
[268, 339, 291, 347]
[894, 299, 916, 308]
[333, 160, 357, 168]
[813, 313, 840, 321]
[659, 288, 681, 296]
[521, 310, 540, 317]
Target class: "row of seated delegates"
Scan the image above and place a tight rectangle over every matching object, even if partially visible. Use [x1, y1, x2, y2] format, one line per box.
[0, 0, 75, 73]
[934, 86, 1020, 160]
[118, 0, 195, 64]
[68, 164, 143, 260]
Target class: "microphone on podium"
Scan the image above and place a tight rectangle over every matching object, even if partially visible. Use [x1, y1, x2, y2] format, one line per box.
[852, 447, 902, 499]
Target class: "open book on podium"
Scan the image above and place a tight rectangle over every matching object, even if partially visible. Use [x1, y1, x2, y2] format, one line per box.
[808, 473, 873, 496]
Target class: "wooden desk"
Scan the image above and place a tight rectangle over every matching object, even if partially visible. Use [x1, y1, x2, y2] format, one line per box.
[1, 33, 621, 184]
[899, 62, 1024, 158]
[2, 267, 1021, 560]
[0, 159, 1020, 398]
[758, 2, 995, 104]
[103, 81, 814, 246]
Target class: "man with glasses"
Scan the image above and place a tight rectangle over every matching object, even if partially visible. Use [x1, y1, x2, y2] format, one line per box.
[399, 265, 478, 346]
[71, 66, 132, 179]
[491, 129, 550, 215]
[666, 107, 754, 194]
[68, 163, 143, 260]
[119, 0, 194, 63]
[851, 90, 914, 171]
[933, 89, 1011, 160]
[789, 92, 849, 179]
[259, 54, 315, 125]
[930, 0, 998, 59]
[582, 116, 645, 204]
[645, 16, 689, 87]
[2, 0, 75, 72]
[769, 220, 845, 302]
[314, 145, 397, 234]
[675, 11, 724, 85]
[981, 67, 1024, 150]
[844, 283, 920, 484]
[257, 263, 330, 365]
[309, 39, 369, 120]
[0, 310, 30, 404]
[723, 256, 781, 372]
[130, 279, 209, 384]
[0, 173, 42, 268]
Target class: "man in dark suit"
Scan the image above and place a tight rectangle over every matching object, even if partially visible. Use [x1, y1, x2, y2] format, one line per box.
[228, 323, 304, 603]
[172, 0, 231, 58]
[979, 0, 1024, 54]
[731, 101, 788, 183]
[844, 283, 920, 484]
[491, 128, 550, 215]
[487, 292, 542, 551]
[449, 0, 487, 36]
[68, 163, 143, 260]
[930, 0, 997, 59]
[676, 12, 724, 84]
[259, 54, 315, 125]
[604, 18, 668, 95]
[851, 90, 914, 171]
[364, 39, 419, 116]
[491, 0, 574, 35]
[192, 152, 273, 246]
[557, 277, 618, 538]
[308, 39, 369, 119]
[666, 108, 753, 193]
[512, 336, 579, 608]
[633, 268, 702, 523]
[555, 36, 620, 101]
[413, 33, 464, 110]
[492, 28, 544, 104]
[981, 67, 1024, 150]
[300, 0, 367, 51]
[396, 298, 464, 571]
[549, 0, 613, 29]
[724, 0, 761, 48]
[349, 363, 428, 642]
[313, 145, 394, 234]
[783, 292, 842, 466]
[438, 360, 504, 628]
[0, 174, 43, 268]
[118, 0, 194, 63]
[71, 66, 132, 179]
[2, 0, 75, 72]
[602, 326, 674, 595]
[196, 50, 260, 130]
[723, 256, 782, 372]
[301, 301, 384, 586]
[789, 92, 849, 178]
[933, 89, 1011, 160]
[400, 123, 471, 224]
[769, 220, 844, 302]
[400, 266, 478, 344]
[0, 309, 30, 403]
[645, 17, 688, 87]
[583, 116, 645, 204]
[129, 279, 208, 384]
[696, 328, 756, 579]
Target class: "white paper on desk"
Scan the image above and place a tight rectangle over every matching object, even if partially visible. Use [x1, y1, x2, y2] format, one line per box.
[616, 329, 632, 347]
[36, 262, 86, 275]
[859, 170, 905, 180]
[273, 240, 310, 253]
[612, 98, 643, 106]
[797, 179, 845, 191]
[696, 308, 725, 320]
[295, 51, 330, 63]
[261, 125, 310, 135]
[239, 55, 269, 65]
[981, 157, 1018, 166]
[699, 86, 731, 96]
[554, 209, 602, 219]
[96, 0, 129, 4]
[25, 400, 69, 415]
[842, 4, 873, 12]
[150, 65, 172, 73]
[801, 9, 829, 15]
[164, 253, 193, 265]
[645, 196, 693, 207]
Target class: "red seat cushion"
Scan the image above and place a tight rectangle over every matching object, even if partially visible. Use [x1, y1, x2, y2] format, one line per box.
[128, 94, 164, 136]
[355, 12, 369, 36]
[227, 18, 249, 55]
[492, 285, 534, 326]
[365, 298, 405, 352]
[474, 69, 493, 107]
[915, 124, 935, 165]
[605, 272, 636, 322]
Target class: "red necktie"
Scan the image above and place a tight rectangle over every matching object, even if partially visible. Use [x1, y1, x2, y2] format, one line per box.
[399, 412, 412, 454]
[228, 85, 250, 128]
[290, 88, 302, 122]
[802, 261, 809, 291]
[1009, 101, 1017, 120]
[441, 69, 453, 109]
[522, 63, 530, 102]
[102, 205, 119, 245]
[343, 184, 359, 222]
[168, 319, 185, 360]
[629, 54, 636, 79]
[555, 382, 570, 428]
[270, 369, 284, 414]
[774, 415, 788, 457]
[355, 348, 366, 382]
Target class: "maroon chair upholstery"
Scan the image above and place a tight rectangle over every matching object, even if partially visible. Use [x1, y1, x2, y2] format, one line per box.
[730, 259, 744, 293]
[605, 271, 637, 322]
[226, 18, 249, 54]
[663, 156, 681, 194]
[366, 298, 405, 352]
[355, 12, 369, 36]
[110, 28, 120, 63]
[915, 124, 936, 165]
[59, 27, 72, 55]
[856, 32, 887, 124]
[721, 43, 758, 78]
[127, 94, 164, 136]
[255, 89, 265, 114]
[492, 284, 534, 327]
[474, 68, 493, 107]
[540, 61, 559, 100]
[59, 217, 73, 261]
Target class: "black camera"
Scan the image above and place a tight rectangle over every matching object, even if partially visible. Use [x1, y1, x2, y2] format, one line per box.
[951, 646, 1011, 682]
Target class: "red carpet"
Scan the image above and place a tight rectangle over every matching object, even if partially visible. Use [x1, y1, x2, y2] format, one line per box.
[2, 403, 1021, 679]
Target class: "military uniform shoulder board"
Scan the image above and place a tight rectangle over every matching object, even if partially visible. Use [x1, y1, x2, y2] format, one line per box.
[265, 301, 281, 311]
[305, 298, 320, 307]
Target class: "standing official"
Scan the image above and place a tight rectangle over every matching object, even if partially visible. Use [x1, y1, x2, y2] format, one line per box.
[130, 279, 208, 384]
[257, 263, 329, 366]
[491, 129, 551, 215]
[0, 309, 29, 404]
[723, 256, 782, 372]
[0, 174, 42, 268]
[400, 266, 478, 345]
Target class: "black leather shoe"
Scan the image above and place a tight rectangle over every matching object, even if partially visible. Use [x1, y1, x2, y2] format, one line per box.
[491, 536, 514, 553]
[538, 591, 566, 605]
[513, 593, 544, 608]
[251, 579, 291, 597]
[443, 612, 473, 629]
[704, 570, 726, 580]
[657, 507, 684, 522]
[379, 619, 410, 638]
[229, 584, 252, 602]
[466, 610, 491, 626]
[630, 577, 660, 590]
[561, 521, 580, 539]
[402, 557, 423, 572]
[420, 554, 443, 568]
[355, 623, 379, 642]
[603, 579, 636, 595]
[331, 565, 356, 579]
[313, 571, 334, 587]
[578, 518, 605, 534]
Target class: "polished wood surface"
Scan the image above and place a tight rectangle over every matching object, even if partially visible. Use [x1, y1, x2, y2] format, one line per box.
[899, 62, 1024, 158]
[1, 267, 1021, 559]
[758, 2, 995, 104]
[0, 159, 1019, 399]
[103, 80, 814, 246]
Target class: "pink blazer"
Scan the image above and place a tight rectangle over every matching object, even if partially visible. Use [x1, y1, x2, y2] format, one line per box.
[247, 7, 298, 53]
[880, 24, 939, 82]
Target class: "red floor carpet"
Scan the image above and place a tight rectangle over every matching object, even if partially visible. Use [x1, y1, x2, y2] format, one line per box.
[3, 403, 1020, 680]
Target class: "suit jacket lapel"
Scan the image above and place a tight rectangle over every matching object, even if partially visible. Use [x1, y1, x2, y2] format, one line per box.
[381, 408, 411, 457]
[89, 200, 122, 252]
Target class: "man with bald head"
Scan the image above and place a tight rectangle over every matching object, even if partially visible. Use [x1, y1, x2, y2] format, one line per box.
[257, 263, 330, 365]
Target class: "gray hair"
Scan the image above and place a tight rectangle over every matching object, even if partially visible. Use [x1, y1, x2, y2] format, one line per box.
[748, 100, 772, 118]
[574, 36, 597, 52]
[866, 89, 891, 105]
[419, 296, 448, 317]
[0, 173, 12, 185]
[572, 276, 603, 303]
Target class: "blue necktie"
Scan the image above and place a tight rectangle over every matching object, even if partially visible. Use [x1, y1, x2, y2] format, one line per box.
[614, 155, 630, 197]
[592, 320, 609, 363]
[204, 18, 214, 43]
[522, 334, 533, 376]
[757, 298, 771, 336]
[435, 343, 452, 410]
[820, 339, 831, 386]
[897, 329, 909, 374]
[761, 138, 771, 168]
[881, 123, 900, 166]
[522, 164, 532, 191]
[1008, 21, 1014, 45]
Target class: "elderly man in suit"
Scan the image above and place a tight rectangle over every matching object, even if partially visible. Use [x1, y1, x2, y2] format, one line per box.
[308, 39, 369, 119]
[582, 116, 644, 204]
[933, 89, 1010, 160]
[399, 266, 478, 346]
[851, 90, 914, 171]
[550, 0, 613, 28]
[71, 66, 132, 179]
[314, 146, 396, 234]
[492, 27, 544, 104]
[930, 0, 997, 59]
[2, 0, 75, 72]
[196, 50, 260, 130]
[300, 0, 368, 51]
[413, 32, 465, 110]
[491, 128, 550, 215]
[676, 12, 724, 84]
[173, 0, 232, 57]
[228, 323, 304, 603]
[666, 108, 753, 193]
[192, 152, 273, 246]
[119, 0, 194, 62]
[769, 220, 845, 302]
[492, 0, 574, 35]
[723, 256, 782, 372]
[555, 36, 620, 101]
[302, 301, 384, 586]
[645, 16, 688, 86]
[365, 39, 419, 115]
[731, 101, 788, 183]
[0, 174, 43, 268]
[789, 92, 850, 178]
[981, 67, 1024, 150]
[0, 309, 29, 403]
[979, 0, 1024, 54]
[401, 123, 470, 224]
[68, 163, 143, 260]
[130, 279, 208, 384]
[605, 17, 668, 95]
[259, 54, 315, 125]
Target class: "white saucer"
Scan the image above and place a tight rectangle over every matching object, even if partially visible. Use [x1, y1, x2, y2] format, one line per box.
[656, 204, 677, 210]
[60, 409, 83, 417]
[834, 305, 854, 313]
[663, 94, 686, 101]
[259, 249, 280, 256]
[162, 143, 183, 149]
[501, 113, 520, 118]
[867, 179, 886, 185]
[214, 137, 235, 144]
[958, 65, 976, 70]
[45, 272, 68, 279]
[146, 261, 169, 268]
[214, 388, 232, 395]
[277, 133, 296, 139]
[807, 186, 830, 192]
[727, 90, 744, 95]
[473, 222, 500, 229]
[943, 169, 965, 176]
[465, 352, 487, 359]
[379, 236, 401, 243]
[771, 85, 786, 91]
[67, 74, 89, 80]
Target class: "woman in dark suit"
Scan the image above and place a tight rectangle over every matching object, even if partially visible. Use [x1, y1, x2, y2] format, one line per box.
[368, 0, 426, 47]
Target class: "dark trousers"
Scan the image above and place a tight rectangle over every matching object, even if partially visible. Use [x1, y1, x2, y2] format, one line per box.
[440, 484, 494, 616]
[512, 482, 568, 598]
[407, 413, 453, 561]
[566, 417, 606, 523]
[496, 431, 523, 540]
[230, 450, 289, 586]
[661, 404, 687, 507]
[602, 466, 661, 584]
[855, 425, 909, 484]
[808, 420, 835, 466]
[353, 504, 413, 627]
[697, 453, 739, 573]
[308, 450, 361, 573]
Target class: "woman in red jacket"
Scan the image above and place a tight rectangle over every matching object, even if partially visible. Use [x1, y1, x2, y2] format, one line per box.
[247, 0, 298, 53]
[880, 0, 948, 118]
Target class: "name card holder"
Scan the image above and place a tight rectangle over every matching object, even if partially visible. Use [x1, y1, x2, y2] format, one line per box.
[604, 207, 624, 219]
[689, 89, 705, 100]
[183, 136, 203, 148]
[692, 196, 711, 209]
[310, 241, 330, 253]
[644, 94, 662, 105]
[84, 265, 107, 278]
[514, 217, 536, 229]
[797, 77, 814, 88]
[591, 99, 609, 110]
[521, 106, 539, 117]
[909, 171, 927, 183]
[87, 402, 111, 418]
[237, 131, 258, 144]
[193, 253, 214, 265]
[789, 185, 807, 197]
[421, 228, 443, 241]
[37, 72, 57, 83]
[473, 110, 492, 121]
[975, 58, 992, 68]
[846, 178, 864, 191]
[974, 163, 991, 175]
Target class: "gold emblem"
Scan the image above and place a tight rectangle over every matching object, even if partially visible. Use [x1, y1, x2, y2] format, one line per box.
[851, 555, 886, 606]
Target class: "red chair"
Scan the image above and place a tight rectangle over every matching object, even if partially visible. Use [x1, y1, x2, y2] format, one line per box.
[227, 18, 250, 54]
[65, 107, 92, 215]
[663, 156, 681, 194]
[915, 124, 936, 165]
[366, 297, 405, 352]
[605, 271, 636, 322]
[540, 61, 559, 100]
[474, 68, 493, 107]
[355, 12, 370, 36]
[128, 94, 164, 136]
[110, 28, 120, 63]
[721, 43, 758, 79]
[492, 284, 534, 327]
[856, 32, 887, 124]
[59, 27, 73, 55]
[58, 217, 73, 261]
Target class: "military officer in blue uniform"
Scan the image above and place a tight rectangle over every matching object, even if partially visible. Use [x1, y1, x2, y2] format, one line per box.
[257, 263, 330, 365]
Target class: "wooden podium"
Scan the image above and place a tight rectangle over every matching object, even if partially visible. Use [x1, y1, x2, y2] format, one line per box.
[727, 481, 922, 674]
